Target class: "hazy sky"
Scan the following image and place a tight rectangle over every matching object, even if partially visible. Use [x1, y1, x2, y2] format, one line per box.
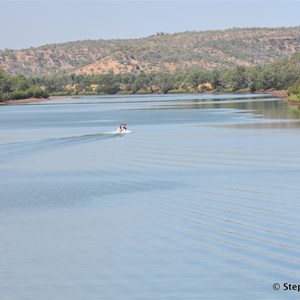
[1, 1, 300, 49]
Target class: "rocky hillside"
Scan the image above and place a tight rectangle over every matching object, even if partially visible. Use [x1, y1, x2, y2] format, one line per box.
[1, 27, 300, 76]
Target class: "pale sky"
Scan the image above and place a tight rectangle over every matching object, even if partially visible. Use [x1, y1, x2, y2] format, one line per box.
[0, 1, 300, 50]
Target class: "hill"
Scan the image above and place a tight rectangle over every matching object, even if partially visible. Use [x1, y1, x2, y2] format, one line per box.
[1, 26, 300, 76]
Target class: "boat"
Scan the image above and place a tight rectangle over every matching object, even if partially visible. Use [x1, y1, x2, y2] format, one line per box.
[116, 123, 129, 134]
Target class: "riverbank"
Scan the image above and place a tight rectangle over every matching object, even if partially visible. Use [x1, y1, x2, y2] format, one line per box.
[0, 97, 49, 105]
[0, 96, 80, 105]
[288, 99, 300, 105]
[286, 91, 300, 105]
[268, 90, 288, 99]
[259, 89, 300, 105]
[256, 90, 288, 99]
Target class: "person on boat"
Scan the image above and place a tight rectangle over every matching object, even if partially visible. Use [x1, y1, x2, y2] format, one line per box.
[117, 124, 127, 133]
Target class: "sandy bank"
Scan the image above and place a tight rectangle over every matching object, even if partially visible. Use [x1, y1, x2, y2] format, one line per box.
[0, 97, 51, 105]
[0, 96, 80, 106]
[256, 90, 288, 99]
[268, 90, 288, 99]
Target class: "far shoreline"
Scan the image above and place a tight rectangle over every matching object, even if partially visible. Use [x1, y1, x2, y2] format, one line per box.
[0, 97, 49, 105]
[0, 90, 289, 106]
[0, 95, 80, 106]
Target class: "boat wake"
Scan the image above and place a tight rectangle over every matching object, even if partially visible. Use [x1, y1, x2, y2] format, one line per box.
[0, 132, 120, 160]
[105, 130, 133, 135]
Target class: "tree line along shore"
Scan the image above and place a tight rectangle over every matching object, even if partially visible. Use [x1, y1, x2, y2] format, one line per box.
[1, 52, 300, 104]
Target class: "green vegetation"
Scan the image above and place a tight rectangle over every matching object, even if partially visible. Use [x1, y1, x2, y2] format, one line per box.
[0, 69, 49, 102]
[30, 52, 300, 96]
[1, 52, 300, 103]
[288, 79, 300, 102]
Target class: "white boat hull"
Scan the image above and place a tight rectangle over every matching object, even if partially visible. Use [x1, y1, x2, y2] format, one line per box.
[116, 129, 132, 134]
[105, 130, 133, 135]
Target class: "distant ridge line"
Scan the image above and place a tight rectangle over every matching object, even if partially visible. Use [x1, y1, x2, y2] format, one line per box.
[1, 26, 300, 76]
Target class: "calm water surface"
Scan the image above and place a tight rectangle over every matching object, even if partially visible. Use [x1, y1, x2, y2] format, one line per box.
[1, 94, 300, 299]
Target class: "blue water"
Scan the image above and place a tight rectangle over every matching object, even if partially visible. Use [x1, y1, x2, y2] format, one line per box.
[0, 94, 300, 299]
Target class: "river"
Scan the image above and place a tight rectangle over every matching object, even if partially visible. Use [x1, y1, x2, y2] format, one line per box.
[0, 94, 300, 299]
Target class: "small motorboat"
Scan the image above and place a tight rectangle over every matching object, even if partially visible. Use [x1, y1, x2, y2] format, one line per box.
[116, 123, 129, 134]
[104, 124, 132, 135]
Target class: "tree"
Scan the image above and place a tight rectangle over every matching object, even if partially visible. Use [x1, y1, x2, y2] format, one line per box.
[231, 66, 247, 91]
[210, 70, 222, 91]
[97, 84, 120, 94]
